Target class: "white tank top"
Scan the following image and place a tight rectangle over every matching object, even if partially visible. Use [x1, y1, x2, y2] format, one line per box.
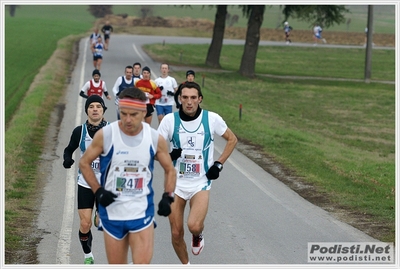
[99, 121, 156, 221]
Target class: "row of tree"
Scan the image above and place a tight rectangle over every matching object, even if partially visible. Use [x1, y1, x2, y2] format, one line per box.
[205, 5, 349, 77]
[90, 5, 349, 78]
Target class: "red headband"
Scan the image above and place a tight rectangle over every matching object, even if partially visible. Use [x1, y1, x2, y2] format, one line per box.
[119, 98, 146, 111]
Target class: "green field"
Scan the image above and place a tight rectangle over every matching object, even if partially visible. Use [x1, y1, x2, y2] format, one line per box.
[144, 44, 395, 81]
[4, 4, 396, 263]
[5, 5, 94, 125]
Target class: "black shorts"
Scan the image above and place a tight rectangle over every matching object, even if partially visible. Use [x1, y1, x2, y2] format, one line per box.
[77, 184, 96, 209]
[104, 34, 110, 40]
[93, 55, 103, 61]
[146, 104, 154, 118]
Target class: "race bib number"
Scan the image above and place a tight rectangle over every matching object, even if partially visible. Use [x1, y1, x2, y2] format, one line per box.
[160, 96, 168, 104]
[178, 156, 202, 178]
[114, 166, 146, 196]
[91, 157, 100, 173]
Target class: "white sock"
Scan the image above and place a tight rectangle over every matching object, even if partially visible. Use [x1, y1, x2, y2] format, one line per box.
[84, 252, 93, 259]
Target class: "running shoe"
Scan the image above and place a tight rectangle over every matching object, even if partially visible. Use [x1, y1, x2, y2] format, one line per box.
[191, 232, 204, 255]
[84, 257, 94, 264]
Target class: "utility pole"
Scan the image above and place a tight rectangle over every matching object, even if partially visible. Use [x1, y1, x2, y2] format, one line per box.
[364, 5, 373, 83]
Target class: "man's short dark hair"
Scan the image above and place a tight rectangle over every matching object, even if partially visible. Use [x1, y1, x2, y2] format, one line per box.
[179, 82, 203, 99]
[133, 62, 141, 68]
[118, 87, 146, 101]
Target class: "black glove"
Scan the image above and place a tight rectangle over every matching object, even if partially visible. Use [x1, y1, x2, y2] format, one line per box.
[169, 148, 182, 161]
[157, 192, 174, 216]
[206, 161, 223, 180]
[159, 86, 164, 90]
[167, 91, 174, 96]
[95, 187, 117, 207]
[63, 158, 74, 168]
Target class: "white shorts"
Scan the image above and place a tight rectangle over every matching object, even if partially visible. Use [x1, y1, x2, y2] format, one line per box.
[175, 181, 212, 200]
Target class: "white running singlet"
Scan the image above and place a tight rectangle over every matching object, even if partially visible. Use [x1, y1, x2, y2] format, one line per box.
[158, 110, 228, 190]
[99, 122, 156, 221]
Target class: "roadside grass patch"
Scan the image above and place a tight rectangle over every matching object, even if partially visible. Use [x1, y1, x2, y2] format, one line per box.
[143, 44, 395, 81]
[4, 35, 83, 263]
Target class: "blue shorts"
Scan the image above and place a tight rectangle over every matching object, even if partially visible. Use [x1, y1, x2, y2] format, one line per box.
[101, 215, 157, 240]
[155, 105, 172, 116]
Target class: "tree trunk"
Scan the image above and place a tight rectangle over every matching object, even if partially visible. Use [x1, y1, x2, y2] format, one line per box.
[239, 5, 265, 78]
[9, 5, 17, 17]
[205, 5, 227, 68]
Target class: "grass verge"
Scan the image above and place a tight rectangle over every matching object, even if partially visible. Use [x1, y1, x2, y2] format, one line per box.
[4, 34, 84, 264]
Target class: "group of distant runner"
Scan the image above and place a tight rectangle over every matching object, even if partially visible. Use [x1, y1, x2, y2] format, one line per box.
[89, 21, 114, 70]
[283, 21, 327, 45]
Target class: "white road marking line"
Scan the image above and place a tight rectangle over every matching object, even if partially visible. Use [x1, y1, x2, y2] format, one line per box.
[132, 43, 158, 80]
[56, 39, 86, 264]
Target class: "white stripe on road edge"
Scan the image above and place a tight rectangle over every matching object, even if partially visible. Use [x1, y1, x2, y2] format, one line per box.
[132, 43, 158, 80]
[132, 43, 145, 63]
[56, 39, 86, 264]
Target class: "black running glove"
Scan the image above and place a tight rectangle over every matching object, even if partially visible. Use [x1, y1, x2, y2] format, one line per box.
[167, 91, 175, 96]
[169, 148, 182, 161]
[159, 86, 164, 90]
[157, 192, 174, 216]
[206, 161, 223, 180]
[95, 187, 117, 207]
[63, 158, 74, 169]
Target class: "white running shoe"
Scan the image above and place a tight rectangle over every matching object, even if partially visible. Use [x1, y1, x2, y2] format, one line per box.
[191, 232, 204, 255]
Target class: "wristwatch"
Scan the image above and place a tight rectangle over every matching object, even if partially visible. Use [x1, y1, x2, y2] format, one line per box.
[214, 161, 223, 172]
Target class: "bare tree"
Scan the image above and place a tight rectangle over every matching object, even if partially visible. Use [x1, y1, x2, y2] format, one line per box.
[229, 14, 239, 27]
[9, 5, 18, 17]
[346, 18, 352, 31]
[87, 5, 113, 18]
[205, 5, 228, 68]
[226, 12, 231, 23]
[205, 5, 348, 77]
[140, 6, 153, 19]
[239, 5, 265, 78]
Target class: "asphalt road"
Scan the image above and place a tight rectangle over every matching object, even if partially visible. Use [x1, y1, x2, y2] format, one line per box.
[36, 34, 380, 266]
